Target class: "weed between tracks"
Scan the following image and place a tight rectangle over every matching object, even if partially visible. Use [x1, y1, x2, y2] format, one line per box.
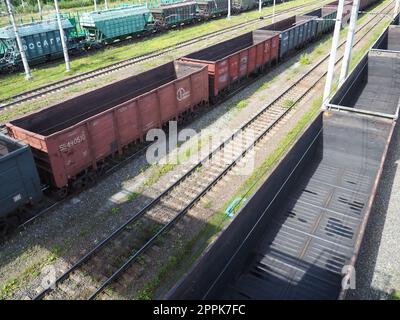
[389, 290, 400, 300]
[0, 246, 62, 300]
[0, 0, 391, 300]
[132, 1, 393, 296]
[133, 96, 323, 300]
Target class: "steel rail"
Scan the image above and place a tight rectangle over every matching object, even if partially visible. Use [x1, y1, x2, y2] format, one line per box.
[0, 0, 328, 111]
[33, 0, 393, 300]
[88, 1, 394, 300]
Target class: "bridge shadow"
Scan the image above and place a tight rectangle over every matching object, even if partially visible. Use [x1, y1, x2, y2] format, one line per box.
[167, 112, 396, 300]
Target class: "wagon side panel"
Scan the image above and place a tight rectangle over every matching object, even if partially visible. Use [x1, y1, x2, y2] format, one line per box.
[138, 93, 161, 132]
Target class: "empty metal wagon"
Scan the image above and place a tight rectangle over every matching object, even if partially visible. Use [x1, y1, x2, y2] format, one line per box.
[372, 24, 400, 52]
[328, 51, 400, 119]
[167, 110, 395, 300]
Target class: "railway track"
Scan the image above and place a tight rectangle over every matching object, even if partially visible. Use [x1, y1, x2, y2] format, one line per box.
[33, 1, 394, 300]
[0, 0, 329, 111]
[0, 0, 337, 240]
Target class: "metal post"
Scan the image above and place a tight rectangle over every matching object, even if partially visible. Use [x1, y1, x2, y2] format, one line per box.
[105, 0, 108, 10]
[322, 0, 345, 107]
[94, 0, 98, 12]
[259, 0, 262, 13]
[37, 0, 42, 18]
[5, 0, 31, 79]
[339, 0, 359, 85]
[227, 0, 231, 20]
[272, 0, 276, 23]
[394, 0, 400, 19]
[54, 0, 70, 72]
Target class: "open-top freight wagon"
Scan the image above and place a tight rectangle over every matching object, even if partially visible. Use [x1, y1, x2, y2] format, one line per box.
[303, 7, 337, 37]
[372, 13, 400, 51]
[179, 30, 280, 99]
[328, 50, 400, 119]
[259, 14, 317, 59]
[0, 133, 42, 232]
[167, 108, 395, 300]
[6, 61, 208, 194]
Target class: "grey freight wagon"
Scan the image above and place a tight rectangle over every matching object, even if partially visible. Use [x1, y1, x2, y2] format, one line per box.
[0, 133, 42, 225]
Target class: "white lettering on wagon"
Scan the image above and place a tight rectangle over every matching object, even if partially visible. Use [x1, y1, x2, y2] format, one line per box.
[176, 87, 190, 102]
[21, 36, 64, 52]
[59, 133, 86, 153]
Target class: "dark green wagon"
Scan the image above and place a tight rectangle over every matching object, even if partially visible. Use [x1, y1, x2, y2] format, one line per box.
[150, 1, 198, 28]
[196, 0, 230, 18]
[0, 134, 42, 222]
[303, 8, 337, 37]
[232, 0, 258, 12]
[79, 5, 151, 43]
[0, 18, 77, 67]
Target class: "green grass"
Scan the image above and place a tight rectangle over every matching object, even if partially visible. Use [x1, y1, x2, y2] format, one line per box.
[203, 200, 213, 209]
[144, 163, 177, 187]
[283, 99, 295, 108]
[110, 207, 120, 214]
[0, 246, 63, 300]
[134, 95, 323, 300]
[0, 1, 131, 26]
[128, 192, 140, 201]
[236, 100, 249, 110]
[299, 53, 311, 65]
[0, 0, 329, 102]
[389, 291, 400, 300]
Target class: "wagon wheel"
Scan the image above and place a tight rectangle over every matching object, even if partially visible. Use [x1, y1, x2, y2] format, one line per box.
[0, 216, 19, 237]
[0, 217, 7, 237]
[83, 172, 98, 187]
[55, 187, 69, 200]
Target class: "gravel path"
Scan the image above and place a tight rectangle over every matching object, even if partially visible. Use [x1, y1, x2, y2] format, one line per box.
[347, 123, 400, 300]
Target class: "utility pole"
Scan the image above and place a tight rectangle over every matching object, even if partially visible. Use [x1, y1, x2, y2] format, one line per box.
[259, 0, 262, 13]
[5, 0, 32, 79]
[339, 0, 359, 85]
[94, 0, 98, 11]
[394, 0, 400, 19]
[322, 0, 345, 107]
[227, 0, 231, 20]
[37, 0, 42, 19]
[272, 0, 276, 23]
[54, 0, 70, 72]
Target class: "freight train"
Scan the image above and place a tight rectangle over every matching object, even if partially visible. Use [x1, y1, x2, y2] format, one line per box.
[0, 0, 291, 72]
[0, 0, 382, 235]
